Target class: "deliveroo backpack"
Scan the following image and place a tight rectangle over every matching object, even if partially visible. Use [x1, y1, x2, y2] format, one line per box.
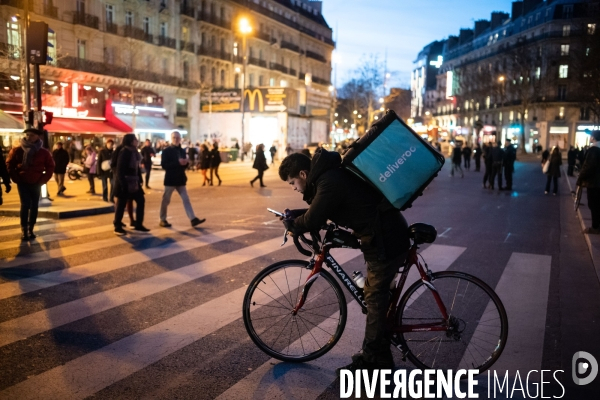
[342, 110, 445, 211]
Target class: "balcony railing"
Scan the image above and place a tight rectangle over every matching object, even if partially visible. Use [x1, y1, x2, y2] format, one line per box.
[73, 12, 99, 30]
[124, 25, 147, 41]
[249, 57, 267, 68]
[254, 30, 271, 43]
[181, 41, 195, 53]
[43, 4, 58, 18]
[180, 5, 195, 19]
[197, 12, 231, 30]
[176, 110, 189, 117]
[288, 68, 297, 77]
[280, 40, 300, 53]
[197, 46, 231, 62]
[158, 36, 177, 49]
[312, 76, 330, 86]
[305, 50, 327, 63]
[270, 62, 288, 74]
[105, 22, 118, 34]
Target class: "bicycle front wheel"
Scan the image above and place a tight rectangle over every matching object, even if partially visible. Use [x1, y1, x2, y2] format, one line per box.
[396, 271, 508, 373]
[243, 260, 347, 362]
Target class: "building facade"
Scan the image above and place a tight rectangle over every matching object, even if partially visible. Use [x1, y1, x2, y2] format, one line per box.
[422, 0, 599, 152]
[0, 0, 334, 153]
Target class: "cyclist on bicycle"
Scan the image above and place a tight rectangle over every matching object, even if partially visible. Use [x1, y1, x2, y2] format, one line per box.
[278, 148, 410, 371]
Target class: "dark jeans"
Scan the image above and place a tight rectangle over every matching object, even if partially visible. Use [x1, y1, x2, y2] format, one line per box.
[362, 252, 408, 366]
[143, 162, 152, 187]
[101, 174, 112, 202]
[504, 166, 513, 189]
[210, 165, 221, 184]
[114, 191, 145, 227]
[87, 173, 96, 193]
[17, 183, 41, 228]
[474, 157, 481, 171]
[545, 175, 558, 194]
[251, 170, 265, 186]
[490, 163, 503, 189]
[588, 187, 600, 229]
[483, 162, 492, 185]
[464, 157, 470, 169]
[567, 164, 575, 176]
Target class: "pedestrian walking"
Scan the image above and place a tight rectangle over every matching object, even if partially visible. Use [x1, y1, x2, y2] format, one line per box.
[450, 144, 464, 178]
[68, 141, 77, 162]
[541, 147, 550, 165]
[285, 143, 293, 156]
[113, 134, 148, 235]
[269, 143, 277, 165]
[110, 143, 136, 225]
[97, 139, 114, 202]
[544, 146, 562, 195]
[83, 145, 97, 194]
[140, 139, 155, 189]
[250, 144, 269, 187]
[503, 139, 516, 191]
[489, 141, 505, 190]
[6, 128, 55, 240]
[462, 145, 472, 170]
[567, 146, 578, 177]
[576, 131, 600, 234]
[482, 143, 493, 188]
[199, 144, 211, 186]
[0, 147, 11, 206]
[473, 143, 482, 172]
[52, 141, 69, 196]
[159, 131, 205, 228]
[242, 142, 252, 161]
[209, 142, 222, 186]
[187, 142, 199, 171]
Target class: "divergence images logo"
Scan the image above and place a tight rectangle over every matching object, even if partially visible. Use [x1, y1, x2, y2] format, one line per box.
[572, 351, 598, 385]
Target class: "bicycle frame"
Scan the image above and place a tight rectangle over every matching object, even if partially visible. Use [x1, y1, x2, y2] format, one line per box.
[291, 241, 452, 337]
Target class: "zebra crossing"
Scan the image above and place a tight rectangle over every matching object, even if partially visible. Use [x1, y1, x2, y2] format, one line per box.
[0, 219, 554, 398]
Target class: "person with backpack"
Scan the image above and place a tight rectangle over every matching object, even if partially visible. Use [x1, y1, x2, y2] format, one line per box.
[576, 130, 600, 234]
[278, 149, 410, 372]
[97, 139, 114, 202]
[450, 143, 464, 178]
[110, 141, 136, 227]
[209, 142, 222, 186]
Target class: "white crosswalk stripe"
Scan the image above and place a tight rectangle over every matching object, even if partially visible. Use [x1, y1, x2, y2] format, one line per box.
[0, 230, 554, 399]
[0, 224, 115, 251]
[0, 219, 88, 239]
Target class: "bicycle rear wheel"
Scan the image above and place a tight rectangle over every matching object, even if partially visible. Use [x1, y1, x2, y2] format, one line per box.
[396, 271, 508, 373]
[243, 260, 347, 362]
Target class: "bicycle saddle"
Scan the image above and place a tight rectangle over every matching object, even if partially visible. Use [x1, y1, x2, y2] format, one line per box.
[408, 223, 437, 244]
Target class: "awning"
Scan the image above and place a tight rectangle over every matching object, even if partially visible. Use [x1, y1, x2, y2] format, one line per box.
[12, 116, 129, 135]
[0, 110, 23, 132]
[116, 115, 183, 134]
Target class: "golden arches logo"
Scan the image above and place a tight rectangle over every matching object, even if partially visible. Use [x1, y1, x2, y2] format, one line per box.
[244, 89, 264, 112]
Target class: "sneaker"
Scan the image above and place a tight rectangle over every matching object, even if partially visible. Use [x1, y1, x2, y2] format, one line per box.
[114, 226, 127, 236]
[191, 217, 206, 227]
[134, 225, 150, 232]
[159, 220, 172, 228]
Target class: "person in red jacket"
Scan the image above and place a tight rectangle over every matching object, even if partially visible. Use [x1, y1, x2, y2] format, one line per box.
[6, 128, 55, 241]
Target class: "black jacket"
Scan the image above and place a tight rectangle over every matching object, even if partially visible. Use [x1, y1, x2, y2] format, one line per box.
[451, 147, 462, 164]
[293, 149, 410, 262]
[546, 152, 562, 178]
[96, 147, 114, 178]
[0, 150, 10, 186]
[252, 150, 269, 172]
[52, 148, 70, 174]
[567, 148, 578, 166]
[577, 146, 600, 188]
[462, 147, 472, 159]
[113, 147, 143, 198]
[491, 146, 505, 164]
[161, 145, 188, 186]
[473, 146, 482, 160]
[140, 146, 155, 165]
[200, 149, 211, 170]
[503, 145, 516, 170]
[210, 148, 221, 167]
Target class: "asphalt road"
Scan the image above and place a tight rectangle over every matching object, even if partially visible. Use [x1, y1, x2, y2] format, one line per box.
[0, 157, 599, 399]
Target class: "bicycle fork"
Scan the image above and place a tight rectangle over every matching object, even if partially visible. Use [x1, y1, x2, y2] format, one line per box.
[291, 256, 323, 315]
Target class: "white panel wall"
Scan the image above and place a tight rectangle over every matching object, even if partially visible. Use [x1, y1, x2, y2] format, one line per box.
[310, 119, 328, 144]
[287, 116, 310, 151]
[195, 112, 242, 147]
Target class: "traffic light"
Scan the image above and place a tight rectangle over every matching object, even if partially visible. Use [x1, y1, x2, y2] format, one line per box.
[44, 110, 53, 125]
[26, 20, 48, 64]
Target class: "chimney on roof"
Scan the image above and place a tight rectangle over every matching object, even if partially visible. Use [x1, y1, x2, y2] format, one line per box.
[459, 29, 474, 45]
[523, 0, 542, 15]
[491, 12, 510, 29]
[446, 35, 459, 50]
[474, 20, 491, 37]
[512, 1, 524, 19]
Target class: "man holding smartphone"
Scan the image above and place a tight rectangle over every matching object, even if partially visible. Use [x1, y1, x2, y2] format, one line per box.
[159, 131, 205, 228]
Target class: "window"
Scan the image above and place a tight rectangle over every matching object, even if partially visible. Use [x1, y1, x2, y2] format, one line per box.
[162, 58, 168, 75]
[106, 4, 114, 25]
[125, 11, 133, 27]
[77, 0, 85, 13]
[586, 47, 591, 56]
[211, 67, 216, 85]
[269, 77, 275, 87]
[561, 44, 569, 56]
[176, 98, 188, 116]
[558, 85, 567, 100]
[258, 75, 264, 86]
[233, 41, 238, 56]
[249, 73, 255, 86]
[234, 73, 239, 89]
[181, 26, 189, 42]
[220, 69, 225, 86]
[143, 17, 150, 34]
[562, 25, 570, 37]
[48, 29, 56, 65]
[559, 64, 569, 78]
[160, 22, 167, 37]
[563, 5, 573, 19]
[588, 24, 597, 35]
[559, 107, 565, 119]
[77, 39, 86, 59]
[200, 65, 206, 81]
[103, 47, 114, 64]
[509, 110, 514, 121]
[6, 22, 20, 59]
[183, 61, 189, 81]
[535, 67, 541, 79]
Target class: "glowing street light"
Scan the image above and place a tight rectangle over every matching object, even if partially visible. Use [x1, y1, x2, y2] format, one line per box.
[344, 119, 348, 123]
[379, 97, 384, 103]
[353, 110, 358, 115]
[239, 17, 252, 35]
[498, 76, 505, 82]
[358, 114, 362, 119]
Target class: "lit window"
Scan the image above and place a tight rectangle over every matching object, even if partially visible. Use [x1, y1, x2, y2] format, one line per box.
[269, 77, 275, 87]
[106, 5, 114, 25]
[559, 65, 569, 79]
[562, 25, 570, 37]
[509, 111, 514, 121]
[559, 107, 565, 119]
[48, 29, 57, 66]
[588, 24, 597, 35]
[160, 22, 167, 37]
[536, 67, 541, 79]
[125, 11, 133, 27]
[77, 39, 86, 59]
[561, 44, 569, 56]
[6, 22, 21, 59]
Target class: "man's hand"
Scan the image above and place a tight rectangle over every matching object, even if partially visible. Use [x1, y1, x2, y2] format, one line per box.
[4, 184, 11, 194]
[178, 158, 188, 166]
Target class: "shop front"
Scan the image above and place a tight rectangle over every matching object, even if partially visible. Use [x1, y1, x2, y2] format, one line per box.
[548, 125, 569, 150]
[0, 110, 24, 155]
[575, 124, 598, 148]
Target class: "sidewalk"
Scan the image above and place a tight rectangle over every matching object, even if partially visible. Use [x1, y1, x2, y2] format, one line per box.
[564, 169, 600, 284]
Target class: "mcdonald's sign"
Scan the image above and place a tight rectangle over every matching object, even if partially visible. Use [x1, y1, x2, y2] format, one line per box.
[244, 89, 264, 112]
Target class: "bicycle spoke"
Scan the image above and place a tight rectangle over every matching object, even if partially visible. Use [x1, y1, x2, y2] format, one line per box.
[251, 303, 291, 311]
[283, 267, 295, 308]
[251, 312, 292, 322]
[296, 313, 336, 337]
[255, 286, 292, 311]
[298, 310, 341, 320]
[295, 317, 306, 356]
[297, 314, 323, 351]
[270, 314, 293, 349]
[268, 274, 294, 308]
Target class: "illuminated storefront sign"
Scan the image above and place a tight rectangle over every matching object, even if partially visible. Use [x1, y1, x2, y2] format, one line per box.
[577, 125, 599, 131]
[446, 71, 453, 99]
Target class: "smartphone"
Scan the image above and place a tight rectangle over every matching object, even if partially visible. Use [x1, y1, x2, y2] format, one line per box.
[267, 208, 285, 217]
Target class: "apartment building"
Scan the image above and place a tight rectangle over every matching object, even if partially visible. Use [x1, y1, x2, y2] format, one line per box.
[0, 0, 335, 151]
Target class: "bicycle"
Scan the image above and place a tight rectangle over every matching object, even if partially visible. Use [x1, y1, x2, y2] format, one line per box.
[242, 209, 508, 373]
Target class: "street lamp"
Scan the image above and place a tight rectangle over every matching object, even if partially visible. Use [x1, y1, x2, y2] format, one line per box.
[238, 17, 252, 151]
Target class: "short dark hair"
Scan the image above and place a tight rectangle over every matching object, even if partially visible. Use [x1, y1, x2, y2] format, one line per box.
[123, 133, 137, 147]
[279, 153, 311, 180]
[106, 139, 114, 144]
[592, 130, 600, 141]
[23, 128, 42, 136]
